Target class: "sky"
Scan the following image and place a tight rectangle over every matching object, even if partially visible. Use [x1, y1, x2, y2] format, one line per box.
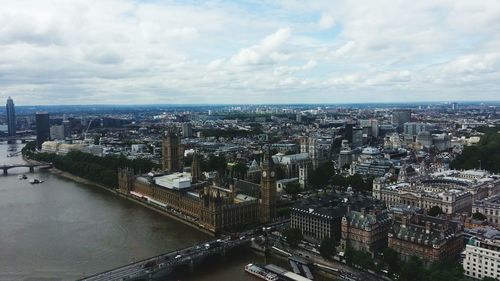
[1, 0, 499, 105]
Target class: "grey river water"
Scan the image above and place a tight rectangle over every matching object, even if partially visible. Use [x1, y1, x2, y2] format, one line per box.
[0, 141, 268, 281]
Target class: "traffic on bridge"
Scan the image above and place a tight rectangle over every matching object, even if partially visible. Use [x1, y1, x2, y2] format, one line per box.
[79, 236, 251, 281]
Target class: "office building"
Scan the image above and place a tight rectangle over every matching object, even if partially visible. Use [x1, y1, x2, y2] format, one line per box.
[341, 208, 391, 254]
[392, 109, 411, 132]
[6, 97, 16, 137]
[290, 193, 381, 242]
[360, 119, 379, 139]
[388, 213, 463, 264]
[182, 122, 193, 138]
[473, 194, 500, 226]
[373, 170, 500, 215]
[35, 112, 50, 150]
[50, 125, 65, 140]
[352, 127, 363, 148]
[404, 122, 432, 141]
[463, 230, 500, 280]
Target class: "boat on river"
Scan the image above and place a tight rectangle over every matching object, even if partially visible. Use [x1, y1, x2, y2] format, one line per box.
[29, 178, 43, 184]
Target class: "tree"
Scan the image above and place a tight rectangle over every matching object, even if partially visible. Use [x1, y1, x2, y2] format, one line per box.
[382, 248, 400, 276]
[203, 154, 227, 175]
[232, 162, 248, 179]
[344, 246, 375, 270]
[308, 161, 335, 188]
[426, 261, 468, 281]
[473, 211, 487, 221]
[428, 206, 444, 217]
[319, 238, 336, 259]
[398, 256, 425, 281]
[451, 126, 500, 174]
[283, 228, 303, 249]
[284, 182, 301, 199]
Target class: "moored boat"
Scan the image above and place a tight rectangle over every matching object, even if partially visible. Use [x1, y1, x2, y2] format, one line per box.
[245, 263, 279, 281]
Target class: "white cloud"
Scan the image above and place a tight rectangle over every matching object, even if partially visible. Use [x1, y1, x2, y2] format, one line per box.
[0, 0, 499, 104]
[318, 14, 335, 29]
[229, 27, 292, 65]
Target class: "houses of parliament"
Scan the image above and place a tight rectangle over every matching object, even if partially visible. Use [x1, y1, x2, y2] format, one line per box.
[117, 129, 277, 233]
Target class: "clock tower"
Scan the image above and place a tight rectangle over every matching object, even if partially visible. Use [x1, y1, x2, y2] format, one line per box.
[260, 150, 277, 223]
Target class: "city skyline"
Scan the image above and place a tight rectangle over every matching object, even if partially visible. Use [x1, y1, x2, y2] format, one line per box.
[1, 1, 499, 105]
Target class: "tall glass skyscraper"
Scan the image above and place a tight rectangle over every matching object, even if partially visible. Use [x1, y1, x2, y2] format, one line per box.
[6, 97, 16, 137]
[36, 112, 50, 150]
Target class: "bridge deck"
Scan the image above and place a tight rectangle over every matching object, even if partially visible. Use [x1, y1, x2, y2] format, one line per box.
[80, 237, 250, 281]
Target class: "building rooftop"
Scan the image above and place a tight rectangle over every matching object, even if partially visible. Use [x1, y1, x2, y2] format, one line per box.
[154, 172, 192, 190]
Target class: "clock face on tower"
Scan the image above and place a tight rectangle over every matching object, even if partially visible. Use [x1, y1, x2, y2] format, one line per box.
[262, 171, 267, 177]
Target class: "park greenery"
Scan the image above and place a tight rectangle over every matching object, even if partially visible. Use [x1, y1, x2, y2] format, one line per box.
[319, 238, 336, 259]
[22, 141, 160, 188]
[282, 228, 303, 249]
[345, 247, 470, 281]
[201, 126, 263, 139]
[308, 161, 373, 191]
[451, 126, 500, 173]
[283, 182, 301, 199]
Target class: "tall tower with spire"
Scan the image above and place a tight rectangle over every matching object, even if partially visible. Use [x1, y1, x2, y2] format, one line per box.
[260, 149, 277, 223]
[162, 128, 184, 172]
[191, 150, 201, 183]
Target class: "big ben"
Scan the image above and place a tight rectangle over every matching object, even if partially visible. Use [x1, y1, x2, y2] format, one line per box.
[260, 150, 277, 223]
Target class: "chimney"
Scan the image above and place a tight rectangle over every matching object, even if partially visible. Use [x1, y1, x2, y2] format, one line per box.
[347, 204, 352, 213]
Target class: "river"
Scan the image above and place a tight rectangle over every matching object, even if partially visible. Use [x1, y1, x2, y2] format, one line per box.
[0, 142, 330, 281]
[0, 141, 272, 281]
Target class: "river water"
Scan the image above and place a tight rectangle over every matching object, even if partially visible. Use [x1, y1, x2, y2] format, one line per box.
[0, 141, 269, 281]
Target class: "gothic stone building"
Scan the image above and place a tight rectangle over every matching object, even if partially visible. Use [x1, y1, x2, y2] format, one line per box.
[118, 147, 277, 234]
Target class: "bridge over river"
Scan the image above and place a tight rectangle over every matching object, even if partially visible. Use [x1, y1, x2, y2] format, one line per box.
[79, 237, 251, 281]
[0, 163, 53, 175]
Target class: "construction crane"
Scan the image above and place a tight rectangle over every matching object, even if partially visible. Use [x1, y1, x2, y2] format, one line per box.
[84, 119, 94, 142]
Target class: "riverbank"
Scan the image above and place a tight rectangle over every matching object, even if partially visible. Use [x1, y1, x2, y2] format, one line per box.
[46, 167, 215, 236]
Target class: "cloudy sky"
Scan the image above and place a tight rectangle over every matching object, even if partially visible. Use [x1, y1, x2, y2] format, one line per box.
[1, 0, 499, 105]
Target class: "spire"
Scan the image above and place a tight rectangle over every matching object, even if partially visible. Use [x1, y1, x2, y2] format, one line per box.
[191, 150, 201, 182]
[261, 146, 275, 169]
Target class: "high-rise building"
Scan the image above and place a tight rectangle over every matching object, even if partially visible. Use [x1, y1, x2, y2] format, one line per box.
[352, 127, 363, 148]
[260, 150, 277, 223]
[6, 97, 16, 137]
[359, 119, 379, 138]
[162, 128, 184, 172]
[62, 115, 71, 138]
[296, 113, 302, 123]
[35, 112, 50, 150]
[392, 109, 411, 132]
[50, 125, 65, 140]
[182, 122, 193, 138]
